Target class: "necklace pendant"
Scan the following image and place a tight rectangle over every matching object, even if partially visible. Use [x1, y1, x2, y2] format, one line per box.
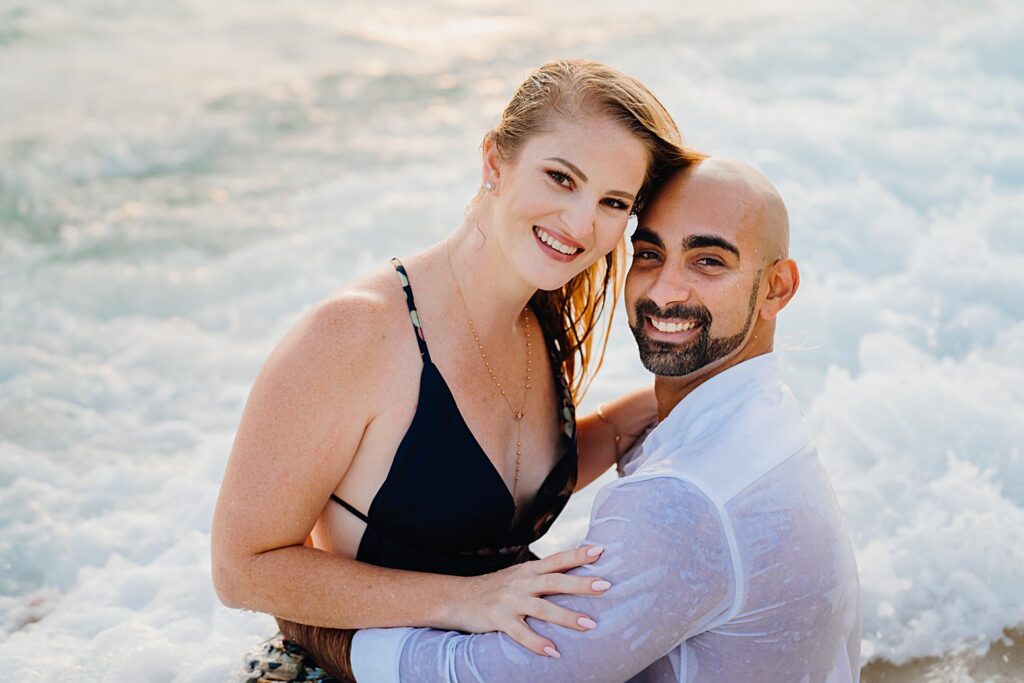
[513, 410, 524, 421]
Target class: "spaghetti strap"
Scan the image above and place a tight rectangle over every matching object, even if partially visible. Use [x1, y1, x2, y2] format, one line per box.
[390, 258, 430, 361]
[330, 493, 369, 523]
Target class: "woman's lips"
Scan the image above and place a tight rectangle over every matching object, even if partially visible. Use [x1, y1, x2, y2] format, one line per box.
[533, 226, 583, 262]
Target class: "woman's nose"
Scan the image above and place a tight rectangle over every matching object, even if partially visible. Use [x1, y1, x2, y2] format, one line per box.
[561, 198, 597, 240]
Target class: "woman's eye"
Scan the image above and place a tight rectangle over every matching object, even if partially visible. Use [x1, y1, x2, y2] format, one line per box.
[602, 198, 630, 211]
[548, 170, 572, 187]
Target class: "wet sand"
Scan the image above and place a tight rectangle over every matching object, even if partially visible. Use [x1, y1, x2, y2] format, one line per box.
[862, 628, 1024, 683]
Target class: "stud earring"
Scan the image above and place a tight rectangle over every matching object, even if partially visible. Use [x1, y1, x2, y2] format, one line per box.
[482, 181, 495, 191]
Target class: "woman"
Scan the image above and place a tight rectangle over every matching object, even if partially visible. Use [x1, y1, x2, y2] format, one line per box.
[211, 60, 703, 680]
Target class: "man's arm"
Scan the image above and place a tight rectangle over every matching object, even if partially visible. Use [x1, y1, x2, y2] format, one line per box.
[353, 477, 736, 683]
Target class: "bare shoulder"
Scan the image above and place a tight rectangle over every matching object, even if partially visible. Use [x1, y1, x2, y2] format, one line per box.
[212, 265, 415, 568]
[223, 264, 414, 491]
[229, 264, 421, 456]
[261, 265, 412, 402]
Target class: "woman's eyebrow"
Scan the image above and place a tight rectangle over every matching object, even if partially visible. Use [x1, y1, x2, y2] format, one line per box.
[546, 157, 589, 182]
[545, 157, 637, 201]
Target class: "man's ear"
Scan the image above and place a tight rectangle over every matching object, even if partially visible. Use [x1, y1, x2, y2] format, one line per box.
[759, 258, 799, 321]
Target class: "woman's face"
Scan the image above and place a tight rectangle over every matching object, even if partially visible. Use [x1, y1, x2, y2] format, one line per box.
[484, 113, 650, 292]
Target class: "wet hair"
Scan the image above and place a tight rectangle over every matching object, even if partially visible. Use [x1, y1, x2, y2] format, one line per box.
[486, 59, 706, 400]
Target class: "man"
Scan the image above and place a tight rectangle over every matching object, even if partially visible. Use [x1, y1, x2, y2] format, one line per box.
[282, 158, 861, 682]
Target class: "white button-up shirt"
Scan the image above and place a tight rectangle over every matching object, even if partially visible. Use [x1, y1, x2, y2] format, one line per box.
[351, 353, 861, 682]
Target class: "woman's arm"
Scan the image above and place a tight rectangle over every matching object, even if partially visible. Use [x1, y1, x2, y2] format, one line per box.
[574, 384, 657, 490]
[211, 292, 607, 651]
[212, 294, 458, 629]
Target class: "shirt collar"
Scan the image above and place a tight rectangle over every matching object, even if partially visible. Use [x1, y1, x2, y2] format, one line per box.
[643, 352, 780, 455]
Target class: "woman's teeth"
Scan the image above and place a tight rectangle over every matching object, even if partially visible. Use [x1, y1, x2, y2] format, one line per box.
[535, 227, 580, 256]
[651, 318, 699, 333]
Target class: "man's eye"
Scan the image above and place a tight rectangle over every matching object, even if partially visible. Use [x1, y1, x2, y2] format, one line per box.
[635, 249, 660, 260]
[696, 257, 724, 267]
[548, 170, 572, 187]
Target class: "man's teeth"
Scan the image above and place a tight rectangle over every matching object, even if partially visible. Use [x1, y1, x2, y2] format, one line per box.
[651, 318, 699, 333]
[535, 227, 580, 256]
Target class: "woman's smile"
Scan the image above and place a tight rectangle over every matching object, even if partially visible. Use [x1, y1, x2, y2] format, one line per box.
[533, 225, 584, 262]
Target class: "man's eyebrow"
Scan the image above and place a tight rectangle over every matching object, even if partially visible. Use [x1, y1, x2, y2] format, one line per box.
[545, 157, 636, 202]
[685, 234, 741, 259]
[630, 226, 664, 248]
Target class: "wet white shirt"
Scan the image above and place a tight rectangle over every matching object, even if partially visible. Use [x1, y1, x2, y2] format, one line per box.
[350, 353, 861, 682]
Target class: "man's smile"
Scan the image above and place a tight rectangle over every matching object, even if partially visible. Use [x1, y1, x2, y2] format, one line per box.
[645, 315, 703, 341]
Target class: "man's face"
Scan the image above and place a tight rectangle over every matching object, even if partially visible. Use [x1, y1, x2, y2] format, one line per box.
[625, 172, 768, 378]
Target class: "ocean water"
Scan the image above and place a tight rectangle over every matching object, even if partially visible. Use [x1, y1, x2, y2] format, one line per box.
[1, 0, 1022, 679]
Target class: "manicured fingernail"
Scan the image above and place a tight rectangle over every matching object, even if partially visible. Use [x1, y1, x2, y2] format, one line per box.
[577, 616, 597, 630]
[591, 580, 611, 591]
[586, 545, 604, 557]
[544, 646, 561, 658]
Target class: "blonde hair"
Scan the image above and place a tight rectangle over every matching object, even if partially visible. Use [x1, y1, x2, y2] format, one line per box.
[487, 59, 705, 401]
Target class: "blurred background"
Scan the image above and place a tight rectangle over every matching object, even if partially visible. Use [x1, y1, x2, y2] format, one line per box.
[1, 0, 1022, 680]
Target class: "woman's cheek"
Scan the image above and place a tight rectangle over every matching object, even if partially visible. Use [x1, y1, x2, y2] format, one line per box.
[597, 217, 629, 254]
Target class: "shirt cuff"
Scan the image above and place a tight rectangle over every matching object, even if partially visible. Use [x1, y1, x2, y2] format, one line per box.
[350, 627, 416, 683]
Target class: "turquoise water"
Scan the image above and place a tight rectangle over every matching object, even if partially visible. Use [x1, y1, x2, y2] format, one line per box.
[2, 1, 1023, 679]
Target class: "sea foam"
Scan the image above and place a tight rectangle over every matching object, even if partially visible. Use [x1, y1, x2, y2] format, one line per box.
[1, 0, 1022, 679]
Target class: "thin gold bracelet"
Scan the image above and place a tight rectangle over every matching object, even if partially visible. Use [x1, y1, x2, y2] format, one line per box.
[595, 403, 622, 451]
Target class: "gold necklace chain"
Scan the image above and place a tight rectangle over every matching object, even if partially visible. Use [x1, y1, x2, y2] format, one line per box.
[446, 241, 532, 499]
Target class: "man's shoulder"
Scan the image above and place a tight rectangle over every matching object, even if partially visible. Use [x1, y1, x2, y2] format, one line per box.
[597, 473, 726, 537]
[628, 378, 814, 504]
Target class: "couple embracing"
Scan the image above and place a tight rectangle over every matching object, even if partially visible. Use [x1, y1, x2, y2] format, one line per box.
[212, 59, 860, 682]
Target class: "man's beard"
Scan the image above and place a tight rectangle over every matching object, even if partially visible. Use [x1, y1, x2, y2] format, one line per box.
[629, 276, 761, 377]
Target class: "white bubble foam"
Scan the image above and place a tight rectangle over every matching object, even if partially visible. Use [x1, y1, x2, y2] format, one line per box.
[2, 0, 1022, 678]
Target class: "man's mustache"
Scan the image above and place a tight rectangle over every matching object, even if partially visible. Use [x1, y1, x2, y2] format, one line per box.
[633, 299, 712, 328]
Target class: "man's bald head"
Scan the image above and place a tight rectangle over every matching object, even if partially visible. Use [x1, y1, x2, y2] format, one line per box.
[645, 158, 790, 266]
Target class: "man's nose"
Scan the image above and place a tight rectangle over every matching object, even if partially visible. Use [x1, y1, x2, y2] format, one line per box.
[646, 266, 693, 309]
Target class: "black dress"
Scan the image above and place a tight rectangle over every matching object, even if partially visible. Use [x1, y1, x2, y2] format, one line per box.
[329, 258, 578, 576]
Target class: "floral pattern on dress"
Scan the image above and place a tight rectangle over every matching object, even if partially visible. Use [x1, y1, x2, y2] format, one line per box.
[240, 634, 337, 682]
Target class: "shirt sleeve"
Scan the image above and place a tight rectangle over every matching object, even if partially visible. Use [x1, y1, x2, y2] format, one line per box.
[351, 477, 735, 683]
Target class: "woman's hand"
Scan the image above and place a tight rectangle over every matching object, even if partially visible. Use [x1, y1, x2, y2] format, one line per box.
[446, 545, 610, 657]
